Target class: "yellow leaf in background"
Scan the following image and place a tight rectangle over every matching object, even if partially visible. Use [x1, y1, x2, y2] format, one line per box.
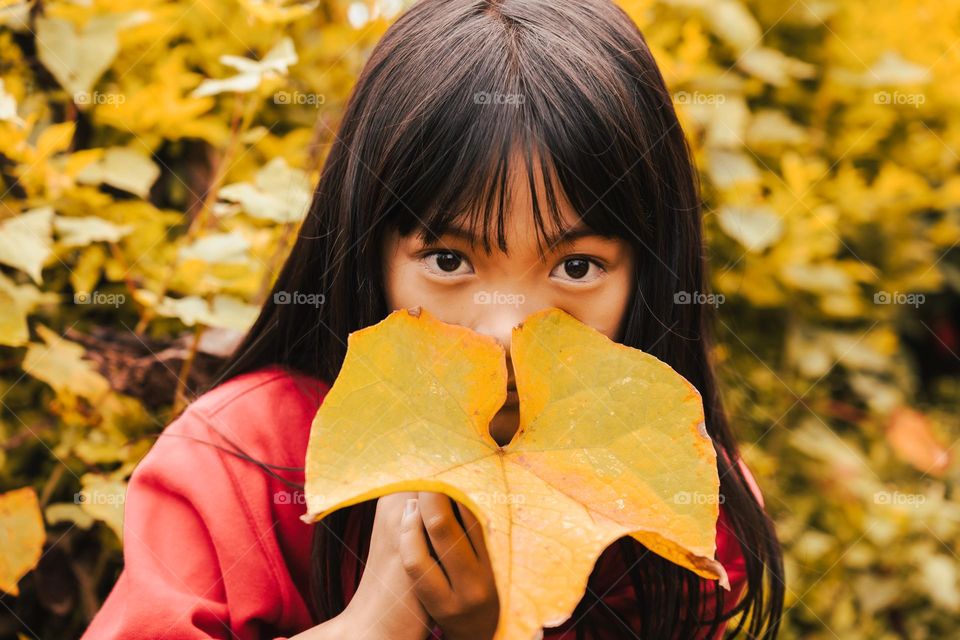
[706, 149, 760, 189]
[44, 503, 95, 530]
[62, 148, 104, 179]
[43, 502, 96, 529]
[0, 283, 25, 347]
[190, 37, 297, 98]
[0, 272, 57, 347]
[76, 147, 160, 199]
[738, 47, 816, 86]
[717, 204, 784, 253]
[848, 372, 904, 414]
[217, 156, 312, 223]
[746, 110, 809, 148]
[0, 1, 30, 33]
[135, 291, 259, 331]
[54, 215, 134, 248]
[920, 554, 960, 611]
[701, 0, 762, 53]
[0, 78, 23, 126]
[241, 0, 320, 23]
[0, 207, 54, 284]
[0, 487, 44, 597]
[92, 46, 221, 141]
[35, 16, 121, 99]
[177, 231, 250, 264]
[780, 262, 855, 295]
[833, 50, 932, 87]
[702, 95, 750, 149]
[303, 307, 727, 640]
[23, 325, 111, 401]
[35, 121, 75, 159]
[77, 474, 126, 541]
[69, 245, 107, 298]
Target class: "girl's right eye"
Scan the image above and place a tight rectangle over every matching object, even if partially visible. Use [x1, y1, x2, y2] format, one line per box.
[420, 250, 474, 277]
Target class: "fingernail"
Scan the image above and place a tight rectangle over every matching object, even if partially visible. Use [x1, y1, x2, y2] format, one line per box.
[404, 498, 417, 516]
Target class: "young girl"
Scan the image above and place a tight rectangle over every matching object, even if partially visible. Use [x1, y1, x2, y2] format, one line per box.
[82, 0, 784, 638]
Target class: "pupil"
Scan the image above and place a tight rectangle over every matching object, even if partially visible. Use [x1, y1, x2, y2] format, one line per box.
[564, 258, 589, 279]
[436, 252, 461, 272]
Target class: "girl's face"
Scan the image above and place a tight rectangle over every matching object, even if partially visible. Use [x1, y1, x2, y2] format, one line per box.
[381, 163, 636, 447]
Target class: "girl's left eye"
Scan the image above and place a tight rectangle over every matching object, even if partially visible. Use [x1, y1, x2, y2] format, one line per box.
[550, 257, 606, 283]
[421, 250, 474, 276]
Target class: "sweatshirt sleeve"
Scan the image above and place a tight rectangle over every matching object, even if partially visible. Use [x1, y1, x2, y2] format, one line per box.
[80, 405, 294, 640]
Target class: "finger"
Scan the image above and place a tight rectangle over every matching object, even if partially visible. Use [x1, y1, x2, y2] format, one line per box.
[417, 491, 480, 590]
[399, 498, 451, 610]
[455, 501, 491, 568]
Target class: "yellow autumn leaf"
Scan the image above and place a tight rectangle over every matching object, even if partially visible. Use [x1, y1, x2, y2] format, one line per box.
[35, 16, 121, 99]
[240, 0, 320, 24]
[75, 147, 160, 199]
[23, 324, 111, 401]
[0, 487, 45, 596]
[34, 121, 75, 159]
[0, 206, 54, 284]
[0, 272, 57, 347]
[77, 474, 127, 541]
[302, 307, 728, 639]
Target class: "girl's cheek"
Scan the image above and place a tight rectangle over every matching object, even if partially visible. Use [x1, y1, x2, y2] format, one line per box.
[558, 283, 633, 341]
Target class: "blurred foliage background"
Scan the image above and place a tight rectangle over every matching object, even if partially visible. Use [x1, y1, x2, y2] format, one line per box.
[0, 0, 958, 638]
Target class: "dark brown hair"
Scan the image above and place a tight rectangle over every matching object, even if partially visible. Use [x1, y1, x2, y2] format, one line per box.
[213, 0, 784, 637]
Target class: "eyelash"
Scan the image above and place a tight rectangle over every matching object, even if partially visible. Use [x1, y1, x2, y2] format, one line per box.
[417, 248, 608, 282]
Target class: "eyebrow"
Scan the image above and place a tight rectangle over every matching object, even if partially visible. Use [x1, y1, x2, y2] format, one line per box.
[427, 222, 603, 250]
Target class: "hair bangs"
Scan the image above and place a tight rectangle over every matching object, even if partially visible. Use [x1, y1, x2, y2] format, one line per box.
[384, 106, 577, 261]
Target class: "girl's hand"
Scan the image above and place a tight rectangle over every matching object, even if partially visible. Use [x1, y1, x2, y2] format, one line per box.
[400, 491, 500, 640]
[342, 492, 434, 640]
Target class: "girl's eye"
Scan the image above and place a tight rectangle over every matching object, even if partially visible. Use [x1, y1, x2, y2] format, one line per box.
[550, 257, 605, 283]
[421, 250, 474, 276]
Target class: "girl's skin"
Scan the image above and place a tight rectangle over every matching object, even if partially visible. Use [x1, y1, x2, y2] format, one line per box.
[358, 156, 634, 639]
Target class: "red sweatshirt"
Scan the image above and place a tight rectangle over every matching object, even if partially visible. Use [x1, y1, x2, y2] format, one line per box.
[81, 365, 764, 639]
